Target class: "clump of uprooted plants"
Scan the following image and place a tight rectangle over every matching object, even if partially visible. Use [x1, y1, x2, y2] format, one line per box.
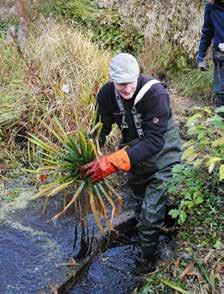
[28, 112, 123, 259]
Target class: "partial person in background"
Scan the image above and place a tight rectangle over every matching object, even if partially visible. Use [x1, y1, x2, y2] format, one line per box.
[197, 0, 224, 115]
[81, 53, 182, 274]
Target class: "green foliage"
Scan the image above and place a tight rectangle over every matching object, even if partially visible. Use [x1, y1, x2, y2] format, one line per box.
[0, 17, 19, 39]
[184, 107, 224, 178]
[0, 21, 9, 37]
[38, 0, 144, 54]
[92, 11, 144, 54]
[140, 39, 193, 80]
[139, 265, 172, 294]
[0, 188, 20, 202]
[0, 21, 111, 155]
[167, 107, 224, 235]
[167, 164, 205, 225]
[39, 0, 96, 25]
[174, 65, 214, 100]
[160, 45, 190, 76]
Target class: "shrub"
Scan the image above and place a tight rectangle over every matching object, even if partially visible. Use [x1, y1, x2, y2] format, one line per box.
[38, 0, 144, 54]
[167, 107, 224, 229]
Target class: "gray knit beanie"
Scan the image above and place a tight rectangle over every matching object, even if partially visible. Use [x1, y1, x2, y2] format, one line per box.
[109, 53, 140, 84]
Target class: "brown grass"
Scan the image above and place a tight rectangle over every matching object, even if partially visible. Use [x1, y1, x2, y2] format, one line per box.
[0, 19, 111, 149]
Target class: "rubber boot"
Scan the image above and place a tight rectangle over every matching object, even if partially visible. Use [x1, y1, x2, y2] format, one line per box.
[157, 234, 176, 264]
[134, 243, 157, 275]
[133, 228, 159, 275]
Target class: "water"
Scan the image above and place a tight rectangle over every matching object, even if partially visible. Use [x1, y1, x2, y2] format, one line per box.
[0, 183, 82, 294]
[68, 245, 141, 294]
[0, 180, 141, 294]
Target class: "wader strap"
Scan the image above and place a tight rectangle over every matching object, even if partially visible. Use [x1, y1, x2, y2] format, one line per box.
[133, 79, 161, 139]
[132, 106, 144, 139]
[114, 79, 161, 139]
[115, 89, 128, 131]
[134, 79, 160, 106]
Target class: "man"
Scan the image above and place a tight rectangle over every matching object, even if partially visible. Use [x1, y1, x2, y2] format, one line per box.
[197, 0, 224, 113]
[81, 53, 182, 273]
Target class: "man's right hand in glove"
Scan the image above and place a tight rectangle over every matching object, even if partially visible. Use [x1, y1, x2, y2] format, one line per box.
[198, 60, 209, 71]
[80, 148, 131, 182]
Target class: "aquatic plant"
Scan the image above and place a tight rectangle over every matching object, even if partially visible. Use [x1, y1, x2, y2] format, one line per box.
[28, 116, 122, 258]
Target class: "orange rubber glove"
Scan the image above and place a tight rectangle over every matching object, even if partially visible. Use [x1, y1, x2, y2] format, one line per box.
[80, 149, 131, 182]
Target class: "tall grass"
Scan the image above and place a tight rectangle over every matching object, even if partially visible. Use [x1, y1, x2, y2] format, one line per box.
[0, 37, 30, 147]
[174, 66, 214, 100]
[0, 19, 111, 150]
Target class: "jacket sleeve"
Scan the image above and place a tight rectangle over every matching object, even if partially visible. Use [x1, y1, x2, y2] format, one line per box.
[126, 85, 170, 166]
[96, 87, 114, 147]
[197, 3, 214, 63]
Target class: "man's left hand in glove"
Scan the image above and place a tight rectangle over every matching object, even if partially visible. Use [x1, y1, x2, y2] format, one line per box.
[80, 149, 131, 182]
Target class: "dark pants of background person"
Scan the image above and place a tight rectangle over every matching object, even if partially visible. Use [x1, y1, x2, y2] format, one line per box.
[213, 49, 224, 116]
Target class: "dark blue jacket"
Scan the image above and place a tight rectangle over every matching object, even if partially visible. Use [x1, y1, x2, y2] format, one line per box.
[96, 75, 172, 167]
[197, 2, 224, 63]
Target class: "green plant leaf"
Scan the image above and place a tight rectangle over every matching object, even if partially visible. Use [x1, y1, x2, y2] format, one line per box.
[219, 164, 224, 181]
[179, 211, 187, 224]
[168, 209, 179, 219]
[207, 157, 222, 174]
[182, 146, 199, 162]
[186, 113, 202, 127]
[161, 279, 192, 294]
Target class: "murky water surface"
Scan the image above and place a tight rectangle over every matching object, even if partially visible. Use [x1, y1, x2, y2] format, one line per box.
[69, 245, 141, 294]
[0, 181, 82, 294]
[0, 180, 138, 294]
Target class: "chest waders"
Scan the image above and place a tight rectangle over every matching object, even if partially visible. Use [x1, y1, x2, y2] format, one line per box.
[213, 49, 224, 117]
[115, 80, 182, 260]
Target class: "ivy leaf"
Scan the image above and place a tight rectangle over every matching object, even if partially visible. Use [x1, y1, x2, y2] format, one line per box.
[212, 115, 224, 129]
[168, 209, 179, 219]
[178, 211, 187, 224]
